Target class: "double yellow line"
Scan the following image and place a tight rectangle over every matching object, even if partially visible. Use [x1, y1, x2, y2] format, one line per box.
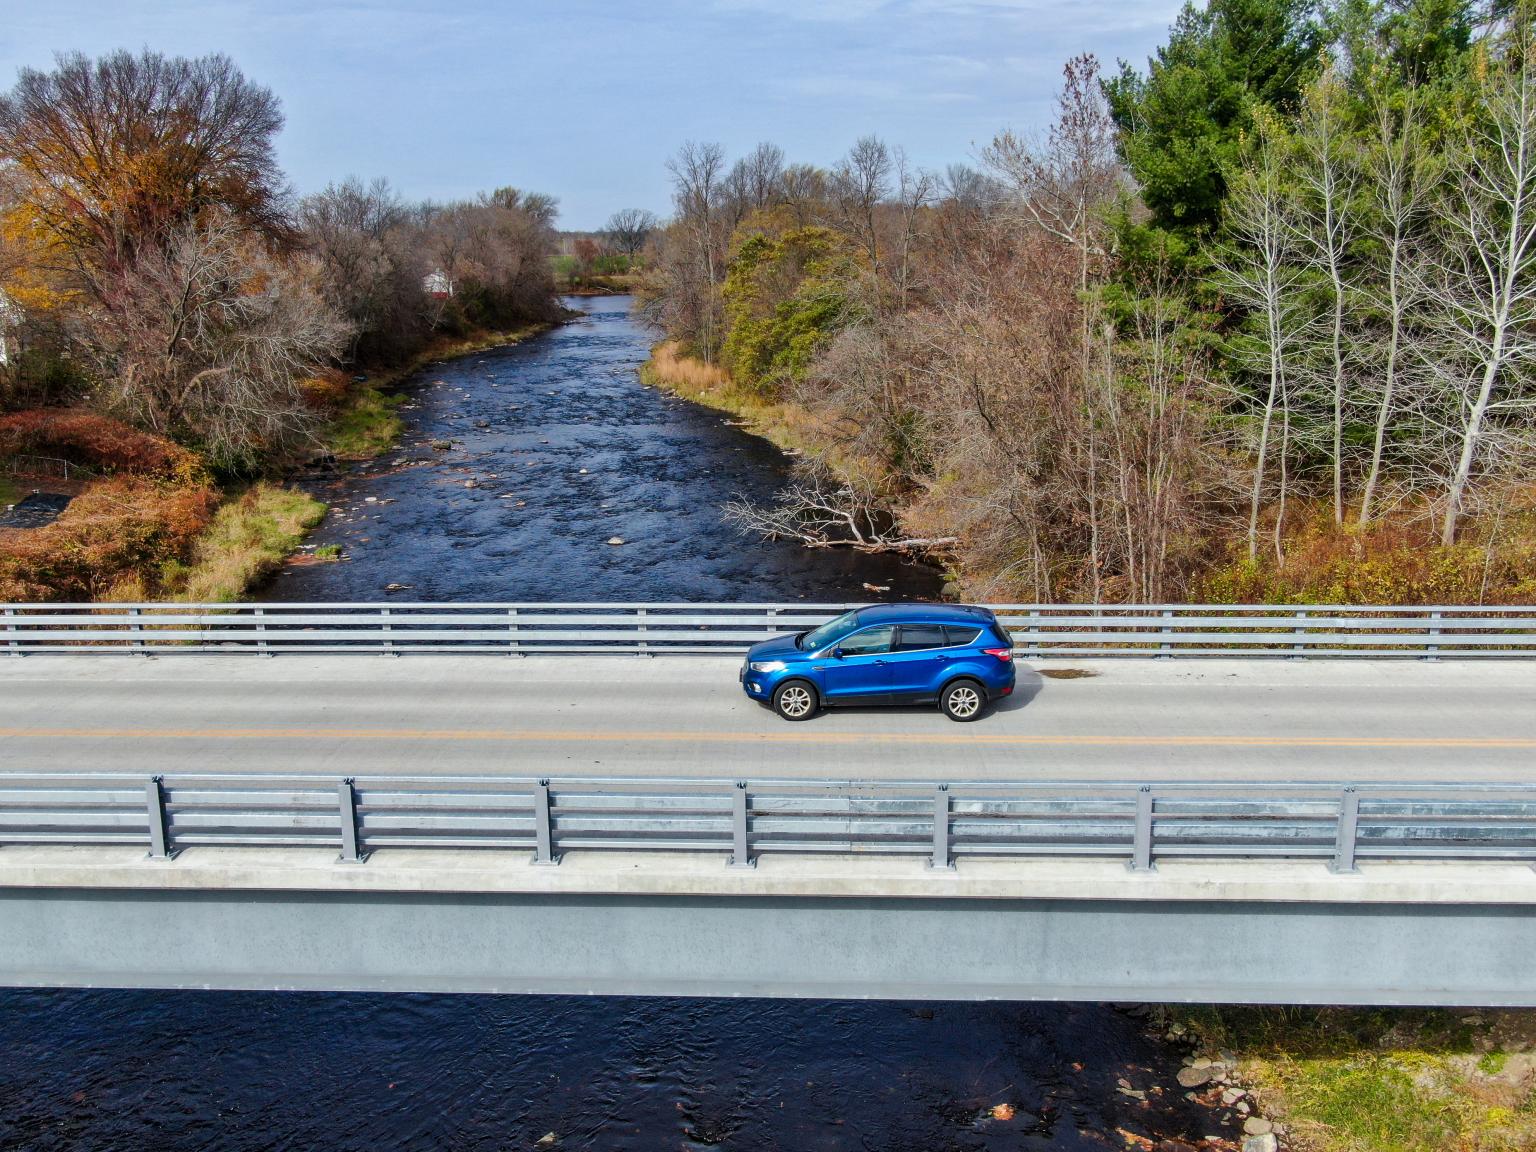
[0, 727, 1533, 749]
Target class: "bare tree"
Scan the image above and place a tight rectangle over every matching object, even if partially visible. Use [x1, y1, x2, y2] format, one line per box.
[90, 214, 349, 466]
[1358, 80, 1433, 524]
[1421, 25, 1536, 545]
[665, 141, 728, 359]
[1219, 110, 1307, 562]
[603, 208, 658, 258]
[1291, 62, 1362, 525]
[830, 135, 893, 275]
[0, 49, 294, 299]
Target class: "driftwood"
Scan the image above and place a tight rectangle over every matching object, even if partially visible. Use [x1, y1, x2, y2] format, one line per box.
[723, 465, 957, 555]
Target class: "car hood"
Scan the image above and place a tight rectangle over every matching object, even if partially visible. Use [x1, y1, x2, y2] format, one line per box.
[746, 632, 809, 662]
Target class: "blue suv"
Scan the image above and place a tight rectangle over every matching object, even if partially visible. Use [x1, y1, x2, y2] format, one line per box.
[740, 603, 1016, 722]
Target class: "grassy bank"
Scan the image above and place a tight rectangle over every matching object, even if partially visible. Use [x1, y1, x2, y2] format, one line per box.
[323, 321, 555, 461]
[559, 273, 643, 295]
[640, 341, 880, 482]
[162, 484, 327, 602]
[0, 475, 19, 506]
[1170, 1006, 1536, 1151]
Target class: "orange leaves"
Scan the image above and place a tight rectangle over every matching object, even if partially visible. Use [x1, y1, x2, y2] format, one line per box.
[0, 408, 206, 480]
[0, 474, 218, 601]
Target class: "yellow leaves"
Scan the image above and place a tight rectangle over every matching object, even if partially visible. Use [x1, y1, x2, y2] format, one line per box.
[0, 203, 75, 314]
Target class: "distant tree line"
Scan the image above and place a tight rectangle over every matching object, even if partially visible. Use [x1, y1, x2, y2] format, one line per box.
[643, 0, 1536, 603]
[0, 49, 560, 471]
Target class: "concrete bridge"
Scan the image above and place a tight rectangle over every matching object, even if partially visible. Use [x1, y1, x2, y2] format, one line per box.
[3, 608, 1535, 1005]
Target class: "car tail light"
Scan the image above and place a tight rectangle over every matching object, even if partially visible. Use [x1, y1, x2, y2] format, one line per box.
[982, 647, 1013, 663]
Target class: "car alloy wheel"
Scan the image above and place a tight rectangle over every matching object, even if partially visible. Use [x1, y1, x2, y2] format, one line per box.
[941, 681, 984, 722]
[773, 681, 816, 721]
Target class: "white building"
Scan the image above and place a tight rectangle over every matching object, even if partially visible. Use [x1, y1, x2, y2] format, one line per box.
[423, 270, 454, 300]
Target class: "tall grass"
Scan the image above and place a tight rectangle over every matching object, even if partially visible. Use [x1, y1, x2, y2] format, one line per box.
[641, 341, 875, 481]
[165, 484, 326, 602]
[1175, 1006, 1536, 1152]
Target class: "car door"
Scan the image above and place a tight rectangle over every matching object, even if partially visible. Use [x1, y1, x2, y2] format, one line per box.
[886, 624, 953, 699]
[815, 624, 895, 702]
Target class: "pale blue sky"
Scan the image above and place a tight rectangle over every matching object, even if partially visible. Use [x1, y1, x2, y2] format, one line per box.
[1, 1, 1184, 230]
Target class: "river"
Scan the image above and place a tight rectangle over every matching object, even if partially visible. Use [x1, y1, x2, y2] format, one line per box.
[2, 298, 1239, 1151]
[267, 296, 940, 602]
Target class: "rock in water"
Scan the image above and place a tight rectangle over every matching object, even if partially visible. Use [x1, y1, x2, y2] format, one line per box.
[1176, 1066, 1216, 1089]
[606, 537, 625, 546]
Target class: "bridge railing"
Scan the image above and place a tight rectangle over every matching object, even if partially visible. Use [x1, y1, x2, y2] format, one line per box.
[2, 774, 1534, 872]
[2, 602, 1536, 657]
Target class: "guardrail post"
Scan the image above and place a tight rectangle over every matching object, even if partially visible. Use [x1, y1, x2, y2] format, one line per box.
[1158, 608, 1174, 658]
[636, 607, 649, 656]
[532, 779, 559, 865]
[1027, 609, 1041, 658]
[1330, 787, 1360, 874]
[255, 606, 272, 657]
[130, 606, 147, 657]
[507, 607, 521, 656]
[5, 607, 18, 657]
[145, 776, 173, 859]
[338, 778, 366, 863]
[928, 784, 955, 871]
[1425, 610, 1441, 662]
[1129, 785, 1155, 872]
[728, 781, 754, 868]
[1290, 610, 1308, 659]
[766, 607, 779, 640]
[380, 607, 397, 657]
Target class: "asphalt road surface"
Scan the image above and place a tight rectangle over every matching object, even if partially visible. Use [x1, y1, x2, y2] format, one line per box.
[1, 655, 1533, 782]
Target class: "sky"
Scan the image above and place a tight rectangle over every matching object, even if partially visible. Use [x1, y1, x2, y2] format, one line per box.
[1, 0, 1186, 231]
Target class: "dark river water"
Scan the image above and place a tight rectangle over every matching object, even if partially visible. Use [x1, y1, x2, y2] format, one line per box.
[0, 990, 1237, 1151]
[267, 296, 940, 602]
[4, 298, 1236, 1151]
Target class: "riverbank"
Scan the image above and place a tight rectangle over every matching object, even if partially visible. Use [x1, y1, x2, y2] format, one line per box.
[639, 340, 878, 484]
[324, 320, 559, 461]
[1162, 1005, 1536, 1152]
[266, 295, 941, 602]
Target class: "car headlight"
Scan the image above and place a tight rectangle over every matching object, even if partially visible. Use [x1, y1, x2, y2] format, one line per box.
[749, 660, 786, 673]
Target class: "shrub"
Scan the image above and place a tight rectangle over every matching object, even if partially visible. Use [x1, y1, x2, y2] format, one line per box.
[0, 476, 219, 601]
[0, 408, 206, 481]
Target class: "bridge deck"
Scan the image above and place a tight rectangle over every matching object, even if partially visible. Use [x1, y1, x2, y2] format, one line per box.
[1, 656, 1534, 781]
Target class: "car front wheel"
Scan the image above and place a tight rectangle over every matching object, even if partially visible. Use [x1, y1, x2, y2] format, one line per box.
[940, 679, 986, 722]
[772, 680, 818, 721]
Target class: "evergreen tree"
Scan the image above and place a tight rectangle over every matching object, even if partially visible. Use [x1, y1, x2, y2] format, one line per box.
[1105, 0, 1321, 233]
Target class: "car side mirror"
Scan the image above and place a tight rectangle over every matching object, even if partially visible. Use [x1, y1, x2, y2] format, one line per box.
[831, 647, 845, 659]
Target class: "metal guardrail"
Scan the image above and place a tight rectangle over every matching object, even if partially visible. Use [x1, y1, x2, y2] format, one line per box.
[1, 774, 1534, 871]
[2, 602, 1536, 656]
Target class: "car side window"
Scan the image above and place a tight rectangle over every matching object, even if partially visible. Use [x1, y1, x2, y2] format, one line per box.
[895, 624, 948, 652]
[944, 626, 982, 646]
[836, 625, 894, 656]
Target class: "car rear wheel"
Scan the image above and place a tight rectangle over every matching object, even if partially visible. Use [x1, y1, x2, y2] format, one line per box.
[940, 679, 985, 722]
[772, 680, 818, 721]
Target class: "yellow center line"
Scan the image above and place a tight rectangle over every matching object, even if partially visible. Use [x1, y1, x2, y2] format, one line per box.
[0, 727, 1532, 749]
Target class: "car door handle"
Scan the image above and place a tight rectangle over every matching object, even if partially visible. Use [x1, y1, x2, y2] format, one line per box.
[934, 655, 950, 662]
[873, 659, 887, 666]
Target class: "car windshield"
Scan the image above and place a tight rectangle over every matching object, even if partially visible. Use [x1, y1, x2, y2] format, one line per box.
[798, 609, 859, 651]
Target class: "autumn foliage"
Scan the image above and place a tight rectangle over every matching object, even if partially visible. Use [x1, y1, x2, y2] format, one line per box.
[0, 476, 218, 601]
[0, 408, 204, 479]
